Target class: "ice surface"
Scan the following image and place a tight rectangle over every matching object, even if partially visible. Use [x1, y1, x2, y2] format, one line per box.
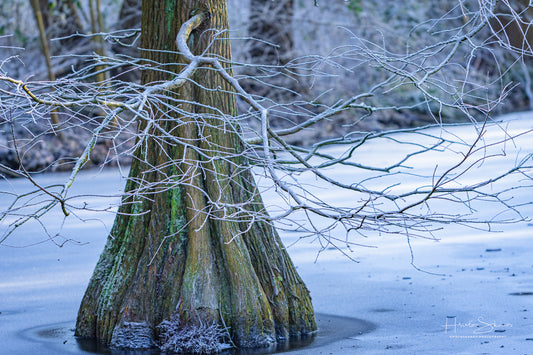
[1, 112, 532, 354]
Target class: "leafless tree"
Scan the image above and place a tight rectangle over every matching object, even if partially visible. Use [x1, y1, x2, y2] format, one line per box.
[1, 0, 533, 351]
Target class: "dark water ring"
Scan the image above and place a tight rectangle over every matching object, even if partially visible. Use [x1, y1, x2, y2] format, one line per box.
[21, 313, 375, 354]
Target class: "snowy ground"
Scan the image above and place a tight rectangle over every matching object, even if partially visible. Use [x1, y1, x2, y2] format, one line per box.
[1, 112, 533, 354]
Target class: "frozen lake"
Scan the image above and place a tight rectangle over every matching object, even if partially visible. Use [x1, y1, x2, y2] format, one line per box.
[1, 112, 533, 354]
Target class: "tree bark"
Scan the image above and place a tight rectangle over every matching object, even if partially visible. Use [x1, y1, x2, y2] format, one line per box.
[75, 0, 315, 350]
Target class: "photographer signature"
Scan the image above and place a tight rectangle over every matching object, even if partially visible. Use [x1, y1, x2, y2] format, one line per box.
[442, 316, 512, 334]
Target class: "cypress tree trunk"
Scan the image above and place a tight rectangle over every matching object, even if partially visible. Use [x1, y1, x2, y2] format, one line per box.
[75, 0, 316, 350]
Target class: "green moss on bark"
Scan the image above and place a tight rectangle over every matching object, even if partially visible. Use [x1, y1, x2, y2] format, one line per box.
[75, 0, 316, 350]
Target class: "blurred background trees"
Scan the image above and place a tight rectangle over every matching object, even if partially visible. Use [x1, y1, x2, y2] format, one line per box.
[2, 0, 532, 122]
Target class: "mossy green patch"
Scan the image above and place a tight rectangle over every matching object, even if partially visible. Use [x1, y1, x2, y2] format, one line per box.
[165, 0, 176, 37]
